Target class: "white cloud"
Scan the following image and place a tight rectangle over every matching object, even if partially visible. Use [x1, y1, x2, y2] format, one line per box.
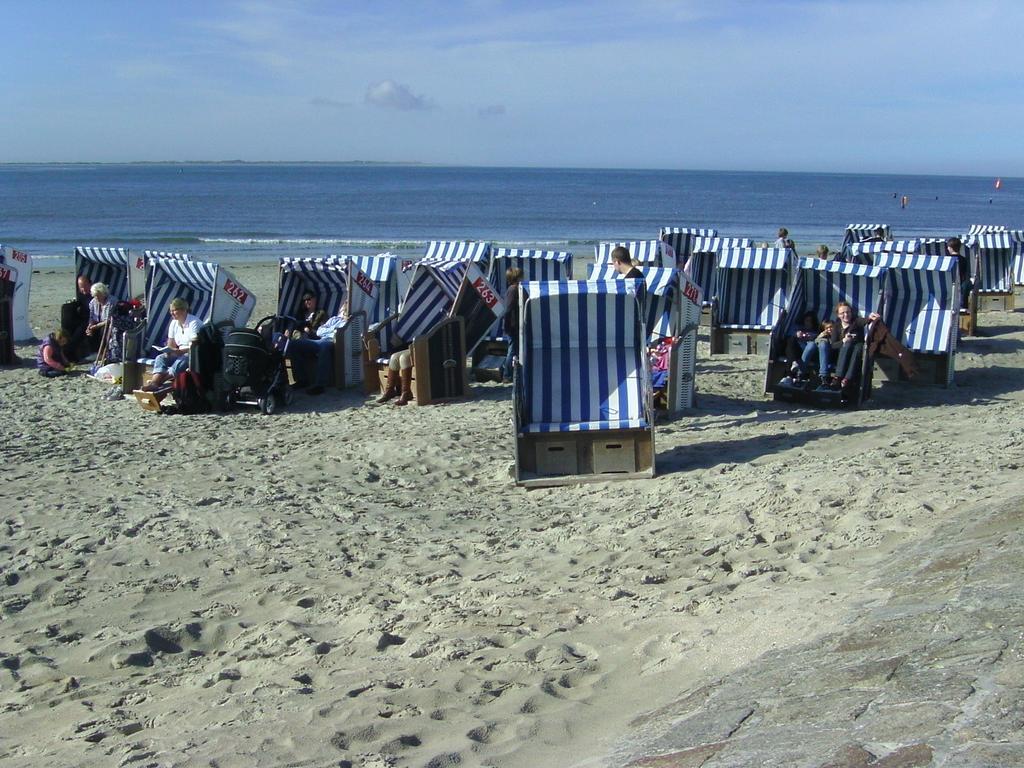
[365, 80, 433, 111]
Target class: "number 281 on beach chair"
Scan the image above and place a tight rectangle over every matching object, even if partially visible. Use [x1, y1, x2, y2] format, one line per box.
[513, 280, 655, 487]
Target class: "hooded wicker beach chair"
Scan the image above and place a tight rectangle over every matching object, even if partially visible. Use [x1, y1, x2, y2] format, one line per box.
[683, 236, 752, 324]
[126, 257, 256, 401]
[964, 230, 1017, 312]
[513, 279, 654, 486]
[872, 252, 958, 386]
[0, 246, 33, 342]
[659, 227, 718, 268]
[710, 246, 796, 355]
[588, 264, 702, 413]
[74, 246, 144, 303]
[841, 223, 891, 251]
[365, 242, 503, 405]
[767, 257, 886, 407]
[0, 259, 18, 365]
[327, 253, 408, 326]
[471, 247, 573, 380]
[277, 256, 375, 389]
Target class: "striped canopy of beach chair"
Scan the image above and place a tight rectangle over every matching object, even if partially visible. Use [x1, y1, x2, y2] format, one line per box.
[845, 239, 912, 264]
[326, 253, 406, 324]
[966, 224, 1006, 236]
[659, 227, 718, 265]
[486, 248, 573, 339]
[392, 260, 467, 344]
[964, 232, 1017, 293]
[875, 253, 958, 356]
[713, 247, 795, 330]
[685, 237, 752, 306]
[911, 238, 949, 257]
[143, 250, 192, 263]
[278, 257, 349, 328]
[842, 224, 891, 248]
[519, 279, 649, 432]
[588, 263, 680, 344]
[782, 258, 886, 337]
[1011, 231, 1024, 286]
[421, 240, 491, 274]
[145, 258, 219, 350]
[595, 240, 673, 269]
[75, 246, 133, 302]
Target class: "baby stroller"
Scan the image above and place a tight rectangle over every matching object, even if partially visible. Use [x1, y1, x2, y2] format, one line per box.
[222, 315, 295, 415]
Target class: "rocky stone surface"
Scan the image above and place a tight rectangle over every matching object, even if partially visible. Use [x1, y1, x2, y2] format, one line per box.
[613, 496, 1024, 767]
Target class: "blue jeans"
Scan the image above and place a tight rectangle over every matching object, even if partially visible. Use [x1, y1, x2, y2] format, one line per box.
[288, 337, 334, 387]
[797, 340, 831, 376]
[153, 352, 189, 377]
[500, 339, 517, 381]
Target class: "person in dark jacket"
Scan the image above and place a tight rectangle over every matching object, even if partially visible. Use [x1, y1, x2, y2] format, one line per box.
[612, 246, 643, 279]
[500, 267, 523, 383]
[824, 301, 879, 393]
[947, 237, 972, 309]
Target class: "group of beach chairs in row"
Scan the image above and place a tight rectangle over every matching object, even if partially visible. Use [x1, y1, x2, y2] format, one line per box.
[3, 220, 1020, 485]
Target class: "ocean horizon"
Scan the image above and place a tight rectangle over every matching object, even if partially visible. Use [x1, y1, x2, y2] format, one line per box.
[2, 163, 1017, 267]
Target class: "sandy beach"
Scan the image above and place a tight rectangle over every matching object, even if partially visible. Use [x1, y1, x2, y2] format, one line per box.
[2, 261, 1023, 768]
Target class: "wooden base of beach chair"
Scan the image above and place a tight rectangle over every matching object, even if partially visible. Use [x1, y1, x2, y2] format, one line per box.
[0, 280, 14, 366]
[515, 429, 655, 487]
[133, 390, 167, 412]
[710, 329, 771, 356]
[411, 318, 469, 405]
[699, 306, 711, 327]
[471, 340, 507, 382]
[876, 354, 954, 387]
[977, 293, 1015, 312]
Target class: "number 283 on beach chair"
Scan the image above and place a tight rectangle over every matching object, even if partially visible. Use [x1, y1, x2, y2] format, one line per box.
[513, 280, 655, 486]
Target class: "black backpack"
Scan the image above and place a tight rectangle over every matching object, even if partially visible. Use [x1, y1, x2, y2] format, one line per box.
[172, 369, 210, 415]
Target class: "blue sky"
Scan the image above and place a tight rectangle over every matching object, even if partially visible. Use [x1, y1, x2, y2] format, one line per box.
[2, 0, 1021, 174]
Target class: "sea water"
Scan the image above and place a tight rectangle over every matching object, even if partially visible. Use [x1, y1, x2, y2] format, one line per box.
[0, 163, 1018, 266]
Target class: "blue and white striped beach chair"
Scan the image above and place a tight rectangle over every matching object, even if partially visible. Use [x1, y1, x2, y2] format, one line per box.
[595, 240, 674, 270]
[964, 231, 1017, 311]
[588, 264, 702, 413]
[327, 253, 408, 325]
[841, 224, 891, 251]
[684, 237, 752, 317]
[845, 239, 916, 265]
[471, 247, 573, 380]
[75, 246, 145, 302]
[277, 257, 370, 389]
[768, 257, 887, 406]
[0, 246, 33, 342]
[366, 255, 504, 404]
[875, 253, 958, 386]
[660, 227, 718, 267]
[711, 247, 795, 355]
[513, 279, 654, 485]
[141, 257, 256, 356]
[124, 256, 256, 396]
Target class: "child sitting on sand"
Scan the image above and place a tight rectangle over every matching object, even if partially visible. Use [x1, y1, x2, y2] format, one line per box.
[37, 329, 71, 377]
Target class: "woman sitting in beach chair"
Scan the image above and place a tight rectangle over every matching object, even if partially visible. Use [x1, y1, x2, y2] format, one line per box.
[825, 301, 879, 395]
[141, 298, 203, 391]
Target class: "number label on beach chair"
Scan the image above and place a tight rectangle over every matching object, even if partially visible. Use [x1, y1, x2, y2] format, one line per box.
[682, 280, 701, 306]
[354, 269, 375, 297]
[11, 249, 29, 264]
[471, 274, 500, 310]
[222, 279, 250, 305]
[135, 256, 145, 270]
[0, 266, 13, 283]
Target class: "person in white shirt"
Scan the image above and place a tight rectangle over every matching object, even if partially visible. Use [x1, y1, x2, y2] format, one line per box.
[142, 297, 203, 391]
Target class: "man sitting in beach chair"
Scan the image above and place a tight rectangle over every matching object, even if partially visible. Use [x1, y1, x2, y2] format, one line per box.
[286, 303, 349, 396]
[140, 298, 202, 391]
